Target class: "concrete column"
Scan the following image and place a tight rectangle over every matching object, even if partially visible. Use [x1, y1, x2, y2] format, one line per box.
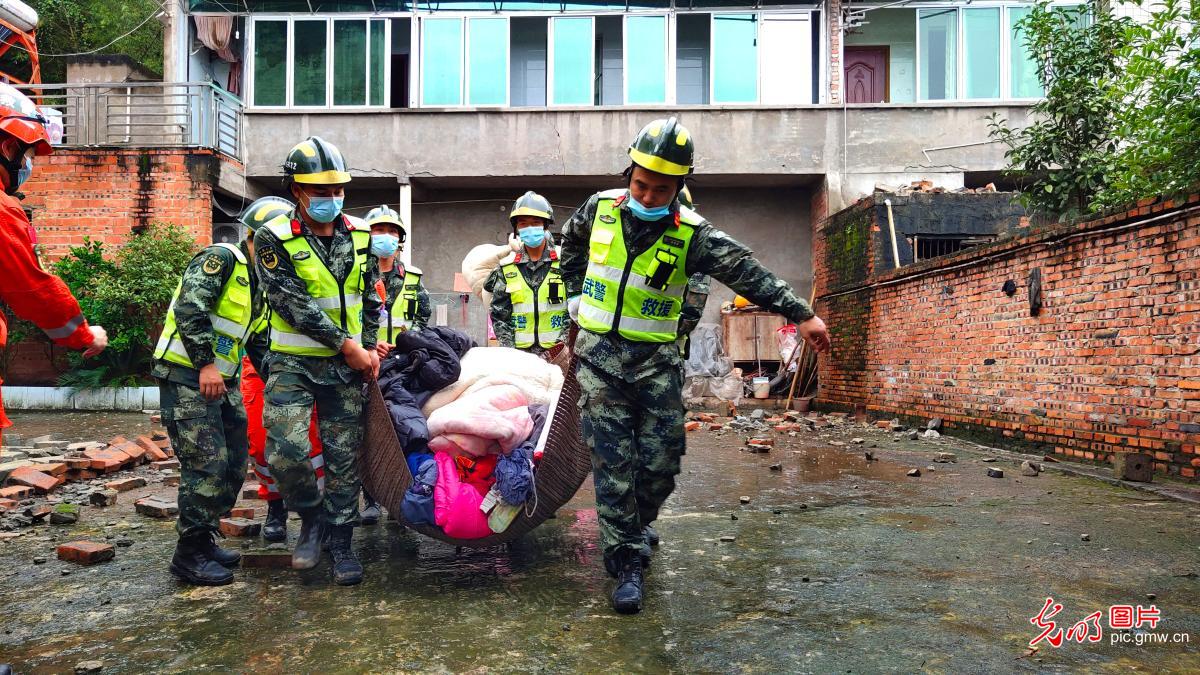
[160, 0, 189, 83]
[398, 179, 412, 268]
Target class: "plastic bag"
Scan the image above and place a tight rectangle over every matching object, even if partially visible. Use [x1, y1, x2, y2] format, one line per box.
[776, 324, 800, 370]
[684, 323, 733, 378]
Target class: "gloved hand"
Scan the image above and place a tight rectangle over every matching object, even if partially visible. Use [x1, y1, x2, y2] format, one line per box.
[568, 295, 581, 323]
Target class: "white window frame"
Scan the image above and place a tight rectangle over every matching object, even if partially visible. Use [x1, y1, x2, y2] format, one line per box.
[892, 1, 1082, 103]
[247, 14, 395, 111]
[418, 16, 466, 107]
[704, 9, 819, 106]
[757, 10, 817, 105]
[547, 15, 596, 108]
[621, 12, 671, 105]
[465, 15, 512, 107]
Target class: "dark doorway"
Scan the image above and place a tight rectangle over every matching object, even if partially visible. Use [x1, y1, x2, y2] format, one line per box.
[844, 46, 889, 103]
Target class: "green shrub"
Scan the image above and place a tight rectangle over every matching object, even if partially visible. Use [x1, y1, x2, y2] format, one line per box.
[54, 224, 197, 388]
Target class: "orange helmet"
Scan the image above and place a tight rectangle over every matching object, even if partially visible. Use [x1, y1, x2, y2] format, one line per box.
[0, 83, 51, 156]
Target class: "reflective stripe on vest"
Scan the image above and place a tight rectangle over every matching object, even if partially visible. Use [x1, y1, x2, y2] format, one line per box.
[265, 218, 371, 357]
[503, 260, 567, 349]
[153, 243, 253, 378]
[578, 196, 700, 343]
[378, 269, 423, 344]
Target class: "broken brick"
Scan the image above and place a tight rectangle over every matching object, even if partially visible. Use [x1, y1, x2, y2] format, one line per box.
[8, 467, 61, 493]
[89, 489, 119, 507]
[35, 462, 68, 477]
[219, 517, 261, 537]
[65, 458, 92, 471]
[693, 413, 715, 423]
[134, 497, 178, 519]
[105, 477, 148, 492]
[151, 430, 168, 442]
[106, 436, 128, 448]
[68, 469, 99, 481]
[25, 504, 52, 521]
[685, 421, 701, 432]
[0, 497, 16, 512]
[115, 442, 145, 464]
[142, 444, 169, 462]
[241, 548, 293, 569]
[56, 541, 115, 565]
[230, 507, 256, 519]
[242, 486, 263, 500]
[0, 485, 34, 499]
[747, 438, 775, 447]
[709, 423, 725, 431]
[876, 420, 893, 430]
[152, 459, 180, 471]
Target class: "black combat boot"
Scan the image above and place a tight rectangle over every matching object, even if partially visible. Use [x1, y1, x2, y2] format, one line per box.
[608, 549, 645, 615]
[197, 530, 241, 567]
[328, 524, 363, 586]
[359, 491, 381, 526]
[292, 509, 325, 570]
[262, 499, 288, 542]
[643, 524, 661, 547]
[170, 534, 234, 586]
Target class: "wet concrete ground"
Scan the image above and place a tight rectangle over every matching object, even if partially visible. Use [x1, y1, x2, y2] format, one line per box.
[2, 412, 1199, 673]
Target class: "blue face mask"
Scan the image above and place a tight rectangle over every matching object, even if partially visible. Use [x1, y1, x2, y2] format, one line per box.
[14, 154, 31, 190]
[370, 233, 400, 258]
[628, 194, 671, 221]
[305, 195, 344, 223]
[518, 226, 547, 248]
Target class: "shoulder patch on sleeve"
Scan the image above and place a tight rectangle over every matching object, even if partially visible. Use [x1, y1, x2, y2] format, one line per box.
[202, 254, 225, 275]
[259, 246, 280, 271]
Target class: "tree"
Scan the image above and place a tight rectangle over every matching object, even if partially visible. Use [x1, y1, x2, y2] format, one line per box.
[987, 1, 1131, 219]
[0, 0, 164, 83]
[1096, 0, 1200, 209]
[54, 223, 196, 388]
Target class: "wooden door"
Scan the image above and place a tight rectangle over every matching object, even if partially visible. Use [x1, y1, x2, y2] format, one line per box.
[844, 46, 889, 103]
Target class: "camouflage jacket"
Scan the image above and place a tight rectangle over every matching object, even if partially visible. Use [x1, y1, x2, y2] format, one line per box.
[483, 254, 566, 348]
[252, 212, 381, 386]
[151, 243, 252, 387]
[559, 191, 814, 380]
[380, 264, 432, 333]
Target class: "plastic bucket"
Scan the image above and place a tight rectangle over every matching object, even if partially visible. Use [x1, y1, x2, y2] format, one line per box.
[752, 376, 770, 399]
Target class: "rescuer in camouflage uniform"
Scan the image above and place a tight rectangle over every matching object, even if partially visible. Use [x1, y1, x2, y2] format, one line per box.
[253, 136, 381, 586]
[153, 219, 256, 586]
[560, 117, 832, 614]
[484, 191, 568, 354]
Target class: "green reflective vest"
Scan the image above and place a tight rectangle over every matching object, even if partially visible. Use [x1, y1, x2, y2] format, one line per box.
[154, 243, 253, 378]
[578, 190, 700, 343]
[378, 266, 424, 343]
[501, 252, 567, 349]
[265, 216, 371, 357]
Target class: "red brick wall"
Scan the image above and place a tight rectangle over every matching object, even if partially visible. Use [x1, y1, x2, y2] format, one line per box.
[23, 148, 215, 260]
[814, 191, 1200, 479]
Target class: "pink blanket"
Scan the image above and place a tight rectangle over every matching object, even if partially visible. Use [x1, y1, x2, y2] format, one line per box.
[427, 384, 533, 458]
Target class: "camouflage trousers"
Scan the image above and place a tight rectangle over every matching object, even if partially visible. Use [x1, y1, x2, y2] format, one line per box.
[158, 378, 249, 538]
[577, 360, 686, 559]
[263, 370, 364, 526]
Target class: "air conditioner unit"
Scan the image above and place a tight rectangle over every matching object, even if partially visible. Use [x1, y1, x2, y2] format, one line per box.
[212, 222, 243, 245]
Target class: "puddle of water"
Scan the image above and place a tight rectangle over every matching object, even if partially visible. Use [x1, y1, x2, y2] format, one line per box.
[5, 411, 153, 445]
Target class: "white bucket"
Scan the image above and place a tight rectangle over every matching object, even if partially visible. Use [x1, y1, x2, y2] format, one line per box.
[752, 376, 770, 399]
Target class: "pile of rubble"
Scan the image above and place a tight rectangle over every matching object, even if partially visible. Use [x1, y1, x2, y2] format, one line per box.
[0, 431, 178, 531]
[875, 179, 1001, 196]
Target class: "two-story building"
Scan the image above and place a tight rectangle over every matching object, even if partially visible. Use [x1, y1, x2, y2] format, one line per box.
[158, 0, 1060, 318]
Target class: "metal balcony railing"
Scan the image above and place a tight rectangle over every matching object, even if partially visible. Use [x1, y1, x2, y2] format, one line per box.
[16, 81, 244, 161]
